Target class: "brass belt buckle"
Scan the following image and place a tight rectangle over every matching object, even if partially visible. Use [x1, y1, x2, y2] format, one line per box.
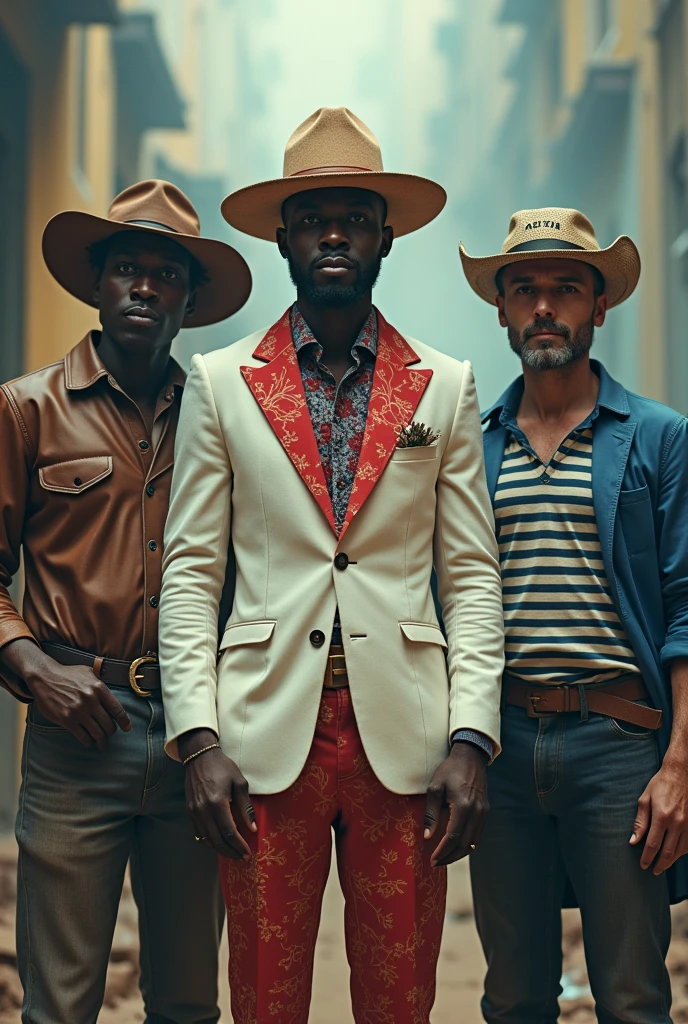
[129, 654, 157, 697]
[526, 685, 567, 718]
[329, 653, 347, 678]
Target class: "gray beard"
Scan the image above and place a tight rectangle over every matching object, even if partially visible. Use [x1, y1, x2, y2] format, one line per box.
[508, 316, 594, 371]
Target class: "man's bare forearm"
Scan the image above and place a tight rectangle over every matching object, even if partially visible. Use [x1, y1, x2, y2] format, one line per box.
[664, 657, 688, 769]
[177, 727, 220, 763]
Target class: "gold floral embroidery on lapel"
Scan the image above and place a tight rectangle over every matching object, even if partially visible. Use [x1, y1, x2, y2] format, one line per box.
[340, 314, 432, 539]
[241, 310, 336, 532]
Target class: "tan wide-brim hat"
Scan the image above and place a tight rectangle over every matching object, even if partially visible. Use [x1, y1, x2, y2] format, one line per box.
[43, 179, 252, 327]
[460, 207, 640, 308]
[221, 107, 447, 241]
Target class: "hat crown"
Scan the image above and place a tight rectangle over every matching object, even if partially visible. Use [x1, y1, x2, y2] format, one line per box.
[106, 179, 201, 238]
[283, 107, 384, 178]
[502, 207, 600, 254]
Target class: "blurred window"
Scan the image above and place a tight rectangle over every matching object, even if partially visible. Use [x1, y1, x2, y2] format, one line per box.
[589, 0, 616, 54]
[72, 26, 90, 194]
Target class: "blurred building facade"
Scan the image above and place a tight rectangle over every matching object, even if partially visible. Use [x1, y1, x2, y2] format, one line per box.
[445, 0, 688, 414]
[0, 0, 198, 829]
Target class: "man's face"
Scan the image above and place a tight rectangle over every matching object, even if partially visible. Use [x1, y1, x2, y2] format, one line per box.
[94, 231, 196, 352]
[496, 258, 608, 371]
[276, 187, 393, 307]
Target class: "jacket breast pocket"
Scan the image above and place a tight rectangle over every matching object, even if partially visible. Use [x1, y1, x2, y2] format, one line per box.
[39, 456, 113, 495]
[618, 484, 654, 557]
[390, 445, 439, 464]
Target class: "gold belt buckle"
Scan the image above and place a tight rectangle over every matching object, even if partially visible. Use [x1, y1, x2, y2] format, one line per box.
[526, 685, 567, 718]
[129, 654, 157, 697]
[325, 650, 348, 689]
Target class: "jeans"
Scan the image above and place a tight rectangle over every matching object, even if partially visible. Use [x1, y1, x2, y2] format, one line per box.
[15, 688, 223, 1024]
[470, 703, 672, 1024]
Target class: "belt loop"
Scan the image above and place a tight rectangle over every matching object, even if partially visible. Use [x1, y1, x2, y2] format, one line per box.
[577, 684, 589, 722]
[92, 656, 104, 681]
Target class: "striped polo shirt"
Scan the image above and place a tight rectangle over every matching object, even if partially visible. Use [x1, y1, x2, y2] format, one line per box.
[495, 412, 639, 685]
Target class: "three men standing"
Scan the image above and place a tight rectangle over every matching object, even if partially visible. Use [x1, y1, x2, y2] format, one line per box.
[159, 107, 505, 1023]
[461, 208, 688, 1024]
[0, 179, 251, 1023]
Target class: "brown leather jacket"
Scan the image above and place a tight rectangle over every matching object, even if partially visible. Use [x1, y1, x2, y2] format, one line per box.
[0, 332, 185, 697]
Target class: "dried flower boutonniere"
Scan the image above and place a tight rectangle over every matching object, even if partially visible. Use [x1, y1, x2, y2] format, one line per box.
[397, 421, 441, 448]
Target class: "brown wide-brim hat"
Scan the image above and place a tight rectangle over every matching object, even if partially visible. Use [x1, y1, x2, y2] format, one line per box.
[43, 179, 252, 327]
[221, 107, 447, 241]
[460, 207, 640, 309]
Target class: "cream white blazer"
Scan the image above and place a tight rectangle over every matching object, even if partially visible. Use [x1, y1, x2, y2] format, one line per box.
[159, 312, 504, 794]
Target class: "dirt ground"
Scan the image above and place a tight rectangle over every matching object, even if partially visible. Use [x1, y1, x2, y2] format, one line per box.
[0, 838, 686, 1023]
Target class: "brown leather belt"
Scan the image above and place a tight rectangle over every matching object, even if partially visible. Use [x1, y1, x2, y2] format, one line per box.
[41, 642, 160, 696]
[323, 645, 349, 689]
[504, 673, 662, 731]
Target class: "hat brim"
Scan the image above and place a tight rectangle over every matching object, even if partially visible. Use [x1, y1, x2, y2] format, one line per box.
[221, 171, 447, 241]
[459, 236, 640, 309]
[42, 211, 252, 327]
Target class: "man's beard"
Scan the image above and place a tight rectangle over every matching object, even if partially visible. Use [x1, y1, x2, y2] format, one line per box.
[508, 315, 595, 370]
[286, 249, 384, 307]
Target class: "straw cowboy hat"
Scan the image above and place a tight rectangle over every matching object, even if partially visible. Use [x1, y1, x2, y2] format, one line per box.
[460, 207, 640, 309]
[43, 179, 252, 327]
[221, 106, 447, 241]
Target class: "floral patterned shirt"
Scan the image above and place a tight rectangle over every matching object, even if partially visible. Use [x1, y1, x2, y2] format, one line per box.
[291, 304, 377, 534]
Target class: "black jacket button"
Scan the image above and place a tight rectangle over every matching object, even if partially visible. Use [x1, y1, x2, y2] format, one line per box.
[149, 596, 159, 608]
[148, 540, 158, 552]
[334, 553, 349, 571]
[138, 440, 150, 451]
[309, 630, 326, 648]
[146, 484, 156, 497]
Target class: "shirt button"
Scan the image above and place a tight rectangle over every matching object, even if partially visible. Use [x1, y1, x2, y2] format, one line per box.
[138, 440, 150, 452]
[148, 540, 158, 552]
[149, 596, 159, 608]
[334, 553, 349, 571]
[309, 629, 326, 648]
[146, 484, 156, 497]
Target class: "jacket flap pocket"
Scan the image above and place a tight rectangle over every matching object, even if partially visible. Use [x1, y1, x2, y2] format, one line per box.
[391, 444, 438, 462]
[619, 484, 650, 507]
[39, 456, 113, 494]
[219, 619, 276, 651]
[399, 621, 447, 647]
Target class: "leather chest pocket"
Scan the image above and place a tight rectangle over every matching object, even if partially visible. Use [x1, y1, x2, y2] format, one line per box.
[390, 445, 439, 463]
[39, 456, 113, 495]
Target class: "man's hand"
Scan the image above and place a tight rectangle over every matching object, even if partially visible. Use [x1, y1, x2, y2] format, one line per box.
[0, 638, 131, 749]
[630, 760, 688, 874]
[424, 741, 489, 868]
[179, 727, 256, 861]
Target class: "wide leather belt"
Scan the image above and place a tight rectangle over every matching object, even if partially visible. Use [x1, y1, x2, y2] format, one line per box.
[41, 642, 160, 697]
[504, 673, 662, 730]
[323, 644, 349, 689]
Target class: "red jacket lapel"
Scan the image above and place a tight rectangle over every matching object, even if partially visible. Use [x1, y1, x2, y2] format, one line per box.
[340, 312, 432, 539]
[241, 310, 336, 533]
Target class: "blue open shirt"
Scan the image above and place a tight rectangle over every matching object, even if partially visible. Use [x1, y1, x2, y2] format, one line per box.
[481, 360, 688, 903]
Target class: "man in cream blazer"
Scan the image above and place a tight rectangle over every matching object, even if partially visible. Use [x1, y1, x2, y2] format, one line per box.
[159, 108, 504, 1024]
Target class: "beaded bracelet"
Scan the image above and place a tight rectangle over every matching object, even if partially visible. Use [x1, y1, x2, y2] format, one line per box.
[182, 742, 220, 766]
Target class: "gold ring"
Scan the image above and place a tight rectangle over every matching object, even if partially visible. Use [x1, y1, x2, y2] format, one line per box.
[470, 844, 476, 851]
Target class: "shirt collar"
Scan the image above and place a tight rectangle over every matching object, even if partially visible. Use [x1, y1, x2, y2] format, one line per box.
[290, 303, 378, 359]
[481, 359, 630, 428]
[64, 331, 186, 397]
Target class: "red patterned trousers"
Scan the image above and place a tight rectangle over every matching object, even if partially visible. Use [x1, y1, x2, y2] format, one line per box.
[220, 687, 447, 1024]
